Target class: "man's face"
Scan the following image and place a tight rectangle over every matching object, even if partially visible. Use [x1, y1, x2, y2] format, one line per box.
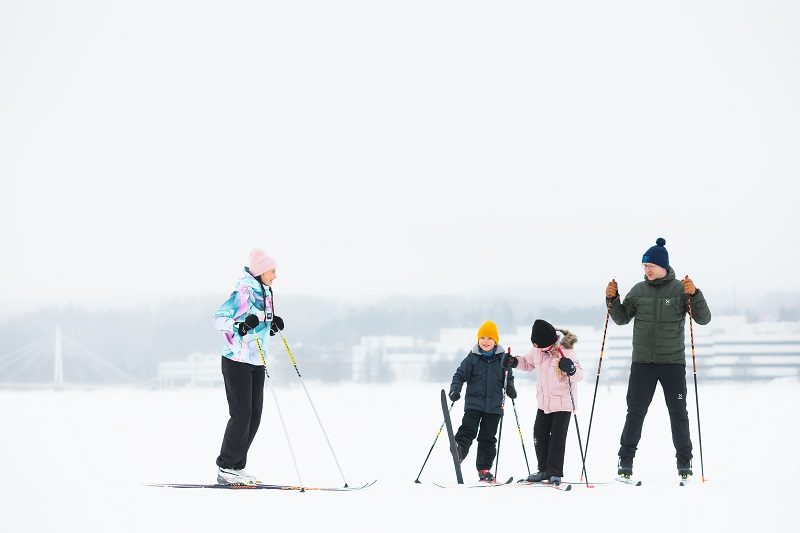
[643, 263, 667, 281]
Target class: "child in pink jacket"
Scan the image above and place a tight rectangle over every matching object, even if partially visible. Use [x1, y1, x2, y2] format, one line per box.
[503, 319, 583, 485]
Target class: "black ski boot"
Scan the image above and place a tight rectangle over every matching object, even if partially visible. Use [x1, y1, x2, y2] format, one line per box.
[548, 476, 562, 486]
[618, 457, 633, 478]
[526, 471, 547, 483]
[478, 469, 495, 482]
[678, 461, 693, 480]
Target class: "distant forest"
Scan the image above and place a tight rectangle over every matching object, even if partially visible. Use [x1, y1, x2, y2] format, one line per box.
[1, 291, 797, 384]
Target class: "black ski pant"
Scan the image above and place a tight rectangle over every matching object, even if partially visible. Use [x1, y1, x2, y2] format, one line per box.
[619, 362, 693, 467]
[454, 409, 502, 471]
[533, 409, 571, 477]
[216, 356, 265, 470]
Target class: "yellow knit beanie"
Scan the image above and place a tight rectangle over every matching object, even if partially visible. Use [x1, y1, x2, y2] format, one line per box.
[477, 320, 500, 344]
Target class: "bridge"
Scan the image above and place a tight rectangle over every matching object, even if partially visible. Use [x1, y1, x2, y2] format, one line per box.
[0, 326, 136, 389]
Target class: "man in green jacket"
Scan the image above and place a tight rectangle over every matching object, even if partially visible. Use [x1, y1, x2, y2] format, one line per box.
[605, 238, 711, 480]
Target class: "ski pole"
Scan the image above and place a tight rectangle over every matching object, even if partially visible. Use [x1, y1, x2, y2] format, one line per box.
[556, 345, 590, 487]
[493, 349, 510, 482]
[688, 295, 707, 483]
[414, 401, 455, 483]
[582, 303, 611, 481]
[566, 376, 590, 488]
[510, 397, 531, 477]
[494, 377, 506, 483]
[254, 336, 305, 492]
[279, 333, 349, 487]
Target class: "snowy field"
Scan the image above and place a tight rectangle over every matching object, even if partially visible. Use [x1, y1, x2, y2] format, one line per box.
[3, 378, 798, 532]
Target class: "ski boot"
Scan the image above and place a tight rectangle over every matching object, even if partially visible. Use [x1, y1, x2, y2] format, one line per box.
[217, 467, 257, 485]
[526, 471, 547, 483]
[617, 457, 634, 479]
[678, 461, 693, 482]
[548, 476, 562, 486]
[478, 469, 495, 482]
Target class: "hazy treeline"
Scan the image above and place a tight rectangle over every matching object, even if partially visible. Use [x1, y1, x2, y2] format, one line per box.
[0, 294, 605, 383]
[1, 291, 798, 384]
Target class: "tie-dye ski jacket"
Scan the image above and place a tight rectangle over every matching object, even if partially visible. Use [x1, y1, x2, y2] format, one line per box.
[213, 267, 275, 366]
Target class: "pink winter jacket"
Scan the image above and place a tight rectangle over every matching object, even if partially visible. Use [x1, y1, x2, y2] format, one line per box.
[514, 346, 584, 414]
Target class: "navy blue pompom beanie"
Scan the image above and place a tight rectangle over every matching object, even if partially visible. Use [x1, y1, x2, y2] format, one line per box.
[642, 238, 669, 270]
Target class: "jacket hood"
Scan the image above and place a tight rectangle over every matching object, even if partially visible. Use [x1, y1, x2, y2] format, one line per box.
[239, 267, 267, 294]
[556, 329, 578, 349]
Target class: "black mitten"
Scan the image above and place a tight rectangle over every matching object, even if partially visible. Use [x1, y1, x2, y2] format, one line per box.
[270, 316, 285, 336]
[558, 357, 576, 376]
[236, 314, 260, 336]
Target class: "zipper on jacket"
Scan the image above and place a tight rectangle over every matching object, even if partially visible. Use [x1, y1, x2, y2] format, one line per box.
[484, 356, 490, 409]
[651, 296, 657, 363]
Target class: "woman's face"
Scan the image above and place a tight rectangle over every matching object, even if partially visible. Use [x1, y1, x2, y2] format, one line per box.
[260, 269, 277, 286]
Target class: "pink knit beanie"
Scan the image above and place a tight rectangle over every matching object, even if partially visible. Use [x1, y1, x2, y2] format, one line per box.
[248, 249, 277, 277]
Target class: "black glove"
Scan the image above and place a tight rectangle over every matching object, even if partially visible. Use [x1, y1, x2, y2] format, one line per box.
[506, 386, 517, 400]
[502, 355, 518, 369]
[558, 357, 576, 376]
[236, 314, 260, 336]
[449, 390, 461, 402]
[269, 316, 284, 336]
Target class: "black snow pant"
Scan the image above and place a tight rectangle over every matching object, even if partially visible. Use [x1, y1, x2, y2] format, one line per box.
[216, 356, 265, 470]
[619, 362, 693, 467]
[454, 409, 502, 471]
[533, 409, 572, 477]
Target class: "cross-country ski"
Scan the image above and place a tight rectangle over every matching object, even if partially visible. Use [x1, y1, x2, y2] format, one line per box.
[433, 477, 514, 489]
[147, 480, 377, 492]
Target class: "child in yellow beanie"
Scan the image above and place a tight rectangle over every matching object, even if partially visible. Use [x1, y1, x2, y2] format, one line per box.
[448, 320, 516, 482]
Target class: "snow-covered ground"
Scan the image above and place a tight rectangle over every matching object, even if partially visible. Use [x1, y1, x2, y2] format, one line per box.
[3, 379, 797, 532]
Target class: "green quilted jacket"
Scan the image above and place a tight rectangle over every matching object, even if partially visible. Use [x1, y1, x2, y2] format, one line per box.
[608, 267, 711, 364]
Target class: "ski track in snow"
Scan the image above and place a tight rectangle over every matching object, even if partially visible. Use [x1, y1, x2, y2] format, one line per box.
[2, 381, 797, 532]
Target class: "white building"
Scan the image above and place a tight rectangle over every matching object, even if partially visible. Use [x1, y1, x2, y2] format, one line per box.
[156, 352, 222, 388]
[351, 336, 436, 382]
[349, 316, 800, 383]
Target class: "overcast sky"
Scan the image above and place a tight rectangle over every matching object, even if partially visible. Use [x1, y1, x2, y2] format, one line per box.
[1, 1, 798, 319]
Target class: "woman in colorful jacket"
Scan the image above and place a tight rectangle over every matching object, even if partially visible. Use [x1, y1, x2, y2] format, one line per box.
[212, 248, 284, 485]
[504, 319, 583, 486]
